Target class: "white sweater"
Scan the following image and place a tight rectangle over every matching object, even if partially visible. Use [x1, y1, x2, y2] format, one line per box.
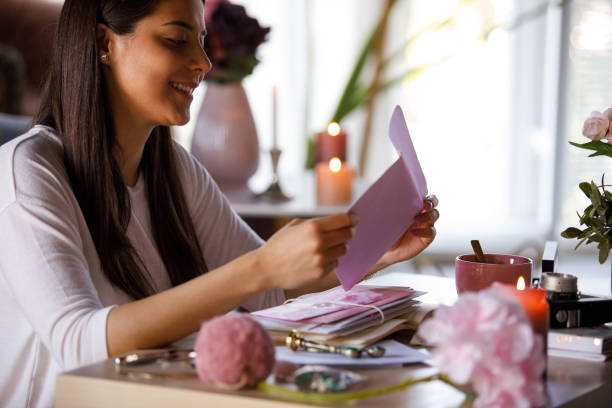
[0, 126, 284, 408]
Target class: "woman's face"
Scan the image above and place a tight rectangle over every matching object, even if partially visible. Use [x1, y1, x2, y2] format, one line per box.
[102, 0, 211, 127]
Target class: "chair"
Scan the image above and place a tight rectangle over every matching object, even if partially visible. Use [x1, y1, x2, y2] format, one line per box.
[0, 0, 62, 116]
[0, 113, 31, 145]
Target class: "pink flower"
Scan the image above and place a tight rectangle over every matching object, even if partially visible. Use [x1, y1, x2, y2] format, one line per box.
[603, 108, 612, 142]
[582, 111, 610, 141]
[417, 284, 546, 408]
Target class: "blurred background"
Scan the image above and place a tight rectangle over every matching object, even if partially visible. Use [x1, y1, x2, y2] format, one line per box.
[1, 0, 612, 293]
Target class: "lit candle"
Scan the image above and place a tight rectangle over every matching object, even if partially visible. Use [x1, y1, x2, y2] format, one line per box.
[315, 157, 354, 205]
[315, 122, 347, 164]
[272, 86, 278, 149]
[503, 277, 549, 367]
[512, 277, 549, 341]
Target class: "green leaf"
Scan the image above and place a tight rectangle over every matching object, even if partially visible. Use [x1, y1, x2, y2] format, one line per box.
[578, 227, 593, 239]
[561, 227, 582, 238]
[599, 240, 610, 264]
[569, 141, 612, 159]
[589, 151, 612, 158]
[591, 181, 602, 207]
[330, 2, 392, 123]
[304, 136, 315, 169]
[580, 210, 593, 225]
[579, 182, 592, 198]
[575, 237, 588, 250]
[598, 204, 608, 218]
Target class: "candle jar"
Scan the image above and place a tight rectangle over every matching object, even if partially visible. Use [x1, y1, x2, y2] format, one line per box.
[315, 123, 346, 164]
[315, 158, 354, 206]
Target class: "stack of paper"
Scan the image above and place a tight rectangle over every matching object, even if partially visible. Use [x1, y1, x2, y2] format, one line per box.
[548, 326, 612, 362]
[252, 285, 426, 346]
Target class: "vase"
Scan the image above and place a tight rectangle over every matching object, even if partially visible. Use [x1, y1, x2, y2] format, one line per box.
[191, 82, 259, 199]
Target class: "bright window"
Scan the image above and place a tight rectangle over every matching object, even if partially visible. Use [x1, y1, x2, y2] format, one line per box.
[175, 0, 601, 259]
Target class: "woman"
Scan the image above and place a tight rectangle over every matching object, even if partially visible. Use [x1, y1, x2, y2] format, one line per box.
[0, 0, 439, 407]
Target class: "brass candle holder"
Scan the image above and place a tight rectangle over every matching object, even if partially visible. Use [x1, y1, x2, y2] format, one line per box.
[256, 147, 290, 201]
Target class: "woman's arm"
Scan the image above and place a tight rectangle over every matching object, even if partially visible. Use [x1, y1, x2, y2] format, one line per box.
[106, 250, 262, 356]
[106, 213, 356, 356]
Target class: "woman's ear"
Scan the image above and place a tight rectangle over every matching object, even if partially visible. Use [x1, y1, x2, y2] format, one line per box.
[97, 23, 111, 61]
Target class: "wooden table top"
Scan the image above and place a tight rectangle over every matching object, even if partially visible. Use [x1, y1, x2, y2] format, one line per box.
[55, 272, 612, 408]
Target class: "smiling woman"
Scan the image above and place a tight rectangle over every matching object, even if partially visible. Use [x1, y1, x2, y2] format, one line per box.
[0, 1, 438, 407]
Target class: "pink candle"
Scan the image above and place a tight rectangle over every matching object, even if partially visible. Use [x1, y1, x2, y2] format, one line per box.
[315, 122, 346, 164]
[315, 157, 354, 205]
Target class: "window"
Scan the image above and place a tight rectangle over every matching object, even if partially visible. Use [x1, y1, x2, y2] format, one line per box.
[175, 0, 600, 259]
[559, 0, 612, 254]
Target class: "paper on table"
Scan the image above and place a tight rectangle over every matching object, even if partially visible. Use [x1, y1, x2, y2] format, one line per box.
[251, 286, 385, 322]
[275, 339, 428, 367]
[336, 106, 428, 290]
[252, 285, 418, 323]
[255, 298, 420, 336]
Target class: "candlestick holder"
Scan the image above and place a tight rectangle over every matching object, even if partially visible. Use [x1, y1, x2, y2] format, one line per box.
[256, 148, 291, 201]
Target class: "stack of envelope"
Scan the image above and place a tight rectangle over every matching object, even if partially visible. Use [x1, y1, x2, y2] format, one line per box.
[252, 285, 430, 347]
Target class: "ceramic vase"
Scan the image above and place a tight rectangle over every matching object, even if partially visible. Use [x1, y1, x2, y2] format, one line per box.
[191, 82, 259, 198]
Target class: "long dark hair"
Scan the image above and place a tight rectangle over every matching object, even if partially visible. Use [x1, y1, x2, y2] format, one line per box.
[35, 0, 207, 299]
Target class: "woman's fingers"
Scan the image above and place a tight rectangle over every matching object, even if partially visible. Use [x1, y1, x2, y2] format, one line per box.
[412, 208, 439, 228]
[324, 259, 340, 275]
[318, 244, 347, 275]
[313, 213, 358, 232]
[323, 242, 349, 262]
[321, 226, 354, 250]
[411, 226, 437, 239]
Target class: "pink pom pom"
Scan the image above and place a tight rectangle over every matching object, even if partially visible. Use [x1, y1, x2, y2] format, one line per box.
[194, 313, 275, 389]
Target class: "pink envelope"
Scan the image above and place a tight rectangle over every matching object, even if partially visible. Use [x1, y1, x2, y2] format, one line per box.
[251, 286, 385, 322]
[335, 106, 428, 290]
[307, 287, 421, 324]
[251, 285, 418, 323]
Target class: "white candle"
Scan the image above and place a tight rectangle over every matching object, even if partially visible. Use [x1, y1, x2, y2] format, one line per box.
[272, 85, 278, 149]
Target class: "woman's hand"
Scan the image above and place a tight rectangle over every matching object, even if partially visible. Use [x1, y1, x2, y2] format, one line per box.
[372, 195, 439, 273]
[254, 213, 357, 290]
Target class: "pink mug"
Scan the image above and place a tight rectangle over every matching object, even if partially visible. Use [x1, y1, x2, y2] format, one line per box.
[455, 254, 533, 294]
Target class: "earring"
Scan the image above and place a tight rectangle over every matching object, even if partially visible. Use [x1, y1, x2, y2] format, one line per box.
[100, 54, 109, 63]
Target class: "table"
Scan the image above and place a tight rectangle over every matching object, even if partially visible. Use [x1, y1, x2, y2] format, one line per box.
[227, 172, 366, 239]
[55, 272, 612, 408]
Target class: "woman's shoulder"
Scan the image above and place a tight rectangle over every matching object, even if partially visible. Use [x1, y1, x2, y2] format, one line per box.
[172, 139, 214, 187]
[0, 125, 68, 211]
[0, 124, 62, 164]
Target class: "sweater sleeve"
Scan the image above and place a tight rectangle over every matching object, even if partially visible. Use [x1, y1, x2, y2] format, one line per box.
[0, 133, 114, 370]
[174, 144, 285, 311]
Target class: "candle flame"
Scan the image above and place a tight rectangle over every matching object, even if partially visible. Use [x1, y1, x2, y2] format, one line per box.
[329, 157, 342, 172]
[327, 122, 341, 136]
[516, 276, 526, 290]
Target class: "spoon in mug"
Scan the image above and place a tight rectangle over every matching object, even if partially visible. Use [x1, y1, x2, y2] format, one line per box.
[470, 240, 487, 263]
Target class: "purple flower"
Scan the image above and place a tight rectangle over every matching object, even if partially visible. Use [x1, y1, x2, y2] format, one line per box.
[204, 1, 270, 83]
